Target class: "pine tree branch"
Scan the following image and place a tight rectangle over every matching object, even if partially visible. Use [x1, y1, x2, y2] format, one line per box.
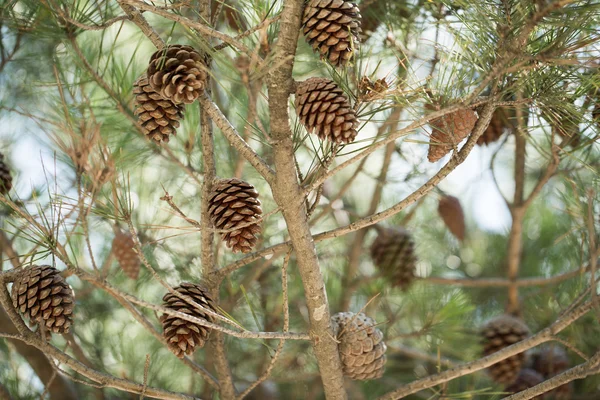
[117, 1, 165, 48]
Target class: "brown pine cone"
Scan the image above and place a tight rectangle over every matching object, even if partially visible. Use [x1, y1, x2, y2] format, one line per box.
[302, 0, 361, 67]
[478, 107, 510, 146]
[505, 368, 547, 399]
[331, 312, 386, 380]
[147, 45, 208, 104]
[370, 227, 417, 289]
[11, 265, 74, 335]
[208, 178, 262, 253]
[133, 75, 184, 143]
[532, 345, 572, 399]
[295, 77, 358, 144]
[481, 314, 530, 384]
[112, 231, 140, 280]
[0, 152, 12, 194]
[437, 195, 466, 241]
[161, 283, 216, 358]
[428, 108, 478, 162]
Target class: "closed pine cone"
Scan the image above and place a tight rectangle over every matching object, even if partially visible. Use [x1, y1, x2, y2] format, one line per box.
[295, 77, 358, 144]
[208, 178, 262, 253]
[505, 369, 547, 399]
[302, 0, 361, 67]
[0, 152, 12, 194]
[147, 45, 208, 104]
[112, 231, 140, 280]
[481, 314, 530, 384]
[133, 75, 184, 143]
[370, 227, 417, 289]
[532, 346, 572, 399]
[428, 108, 478, 162]
[161, 283, 216, 358]
[331, 312, 386, 380]
[11, 265, 74, 335]
[437, 195, 466, 241]
[478, 107, 510, 146]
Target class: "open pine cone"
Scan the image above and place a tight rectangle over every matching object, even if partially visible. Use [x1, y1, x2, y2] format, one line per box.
[147, 45, 208, 104]
[11, 265, 74, 335]
[428, 108, 478, 162]
[0, 152, 12, 194]
[295, 77, 358, 144]
[532, 345, 572, 399]
[331, 312, 386, 380]
[161, 283, 216, 358]
[370, 227, 417, 289]
[208, 178, 262, 253]
[505, 369, 547, 399]
[437, 195, 466, 241]
[481, 314, 530, 384]
[112, 231, 140, 280]
[302, 0, 361, 67]
[133, 75, 184, 143]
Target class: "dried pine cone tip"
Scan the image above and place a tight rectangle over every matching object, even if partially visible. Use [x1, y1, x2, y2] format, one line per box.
[10, 265, 74, 335]
[481, 315, 530, 384]
[427, 108, 478, 162]
[295, 77, 358, 144]
[0, 153, 13, 194]
[208, 178, 262, 254]
[302, 0, 361, 67]
[146, 45, 208, 104]
[370, 227, 417, 289]
[161, 283, 217, 358]
[506, 369, 546, 399]
[437, 195, 466, 241]
[112, 232, 140, 280]
[331, 312, 387, 380]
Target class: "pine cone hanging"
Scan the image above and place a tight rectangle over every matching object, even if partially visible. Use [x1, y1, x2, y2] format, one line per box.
[133, 75, 184, 143]
[112, 231, 140, 280]
[161, 283, 217, 358]
[208, 178, 262, 253]
[481, 314, 530, 384]
[147, 45, 208, 104]
[331, 312, 386, 380]
[532, 345, 572, 399]
[478, 107, 510, 146]
[0, 152, 12, 194]
[302, 0, 361, 67]
[370, 227, 417, 289]
[428, 108, 478, 162]
[437, 195, 466, 241]
[11, 265, 74, 335]
[295, 77, 358, 144]
[505, 369, 547, 399]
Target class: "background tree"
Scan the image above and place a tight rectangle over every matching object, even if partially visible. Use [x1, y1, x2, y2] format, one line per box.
[0, 0, 599, 399]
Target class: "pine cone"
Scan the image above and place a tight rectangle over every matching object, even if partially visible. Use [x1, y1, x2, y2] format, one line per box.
[532, 345, 572, 399]
[331, 312, 386, 380]
[147, 45, 208, 104]
[505, 369, 547, 399]
[0, 152, 12, 194]
[478, 107, 510, 146]
[481, 314, 530, 384]
[302, 0, 361, 67]
[295, 77, 358, 144]
[161, 283, 216, 358]
[133, 75, 184, 143]
[370, 227, 417, 289]
[112, 231, 140, 280]
[428, 108, 478, 162]
[208, 178, 262, 253]
[11, 265, 74, 335]
[437, 195, 466, 241]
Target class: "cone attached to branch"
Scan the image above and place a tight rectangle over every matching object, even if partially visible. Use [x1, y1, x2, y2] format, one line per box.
[532, 345, 572, 399]
[112, 231, 140, 280]
[302, 0, 361, 67]
[295, 77, 358, 144]
[11, 265, 74, 335]
[505, 369, 547, 399]
[208, 178, 262, 253]
[477, 107, 513, 146]
[437, 195, 466, 241]
[428, 108, 478, 162]
[370, 227, 417, 289]
[481, 314, 530, 384]
[331, 312, 386, 380]
[147, 45, 208, 104]
[161, 283, 216, 358]
[0, 152, 12, 194]
[133, 75, 184, 143]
